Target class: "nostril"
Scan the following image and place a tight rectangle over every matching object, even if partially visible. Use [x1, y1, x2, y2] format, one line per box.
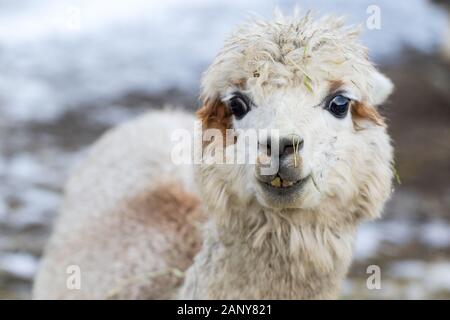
[260, 135, 303, 158]
[280, 136, 303, 157]
[283, 145, 294, 155]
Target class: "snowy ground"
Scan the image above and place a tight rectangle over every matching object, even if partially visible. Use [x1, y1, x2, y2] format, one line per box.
[0, 0, 449, 299]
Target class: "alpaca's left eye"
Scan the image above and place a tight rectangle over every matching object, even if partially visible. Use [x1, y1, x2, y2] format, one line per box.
[227, 94, 251, 120]
[327, 95, 350, 118]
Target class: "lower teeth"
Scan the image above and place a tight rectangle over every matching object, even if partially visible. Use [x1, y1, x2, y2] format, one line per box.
[270, 177, 294, 188]
[270, 177, 281, 187]
[282, 180, 293, 187]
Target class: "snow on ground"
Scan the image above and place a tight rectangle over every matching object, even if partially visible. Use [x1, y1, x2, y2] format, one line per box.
[0, 253, 38, 281]
[355, 219, 450, 261]
[0, 0, 446, 122]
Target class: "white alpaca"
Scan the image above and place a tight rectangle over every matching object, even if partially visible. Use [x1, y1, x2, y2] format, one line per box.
[33, 11, 394, 299]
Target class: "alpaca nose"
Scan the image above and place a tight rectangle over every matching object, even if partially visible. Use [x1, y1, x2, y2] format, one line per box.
[279, 135, 304, 159]
[256, 134, 304, 182]
[266, 134, 304, 159]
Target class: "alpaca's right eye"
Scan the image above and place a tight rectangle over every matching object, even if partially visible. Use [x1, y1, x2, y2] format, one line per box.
[228, 94, 251, 120]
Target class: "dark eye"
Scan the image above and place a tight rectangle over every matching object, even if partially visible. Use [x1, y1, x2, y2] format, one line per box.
[228, 94, 251, 120]
[327, 95, 350, 118]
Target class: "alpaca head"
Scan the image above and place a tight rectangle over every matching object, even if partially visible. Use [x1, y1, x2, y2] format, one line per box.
[197, 11, 394, 222]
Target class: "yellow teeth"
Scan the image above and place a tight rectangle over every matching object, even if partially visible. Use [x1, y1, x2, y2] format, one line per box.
[270, 177, 294, 188]
[282, 180, 294, 187]
[270, 177, 281, 187]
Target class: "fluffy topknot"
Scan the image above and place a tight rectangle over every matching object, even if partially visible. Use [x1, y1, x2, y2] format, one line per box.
[201, 9, 390, 106]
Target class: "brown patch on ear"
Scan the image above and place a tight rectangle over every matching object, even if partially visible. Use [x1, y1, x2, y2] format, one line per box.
[197, 98, 231, 134]
[196, 98, 233, 146]
[351, 101, 385, 127]
[328, 79, 345, 93]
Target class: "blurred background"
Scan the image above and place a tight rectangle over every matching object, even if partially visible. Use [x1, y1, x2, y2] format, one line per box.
[0, 0, 449, 299]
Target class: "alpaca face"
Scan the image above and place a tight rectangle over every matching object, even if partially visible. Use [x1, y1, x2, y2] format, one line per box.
[226, 85, 359, 209]
[197, 13, 394, 219]
[200, 82, 392, 212]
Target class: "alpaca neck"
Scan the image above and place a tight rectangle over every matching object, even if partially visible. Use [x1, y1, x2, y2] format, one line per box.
[178, 204, 357, 299]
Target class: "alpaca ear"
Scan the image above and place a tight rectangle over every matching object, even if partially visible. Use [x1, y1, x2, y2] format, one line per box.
[197, 98, 231, 132]
[369, 70, 394, 106]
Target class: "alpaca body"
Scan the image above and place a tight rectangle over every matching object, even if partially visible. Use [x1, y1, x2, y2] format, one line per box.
[33, 110, 203, 299]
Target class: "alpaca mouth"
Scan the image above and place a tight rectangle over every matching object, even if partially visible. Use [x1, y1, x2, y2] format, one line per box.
[258, 174, 310, 194]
